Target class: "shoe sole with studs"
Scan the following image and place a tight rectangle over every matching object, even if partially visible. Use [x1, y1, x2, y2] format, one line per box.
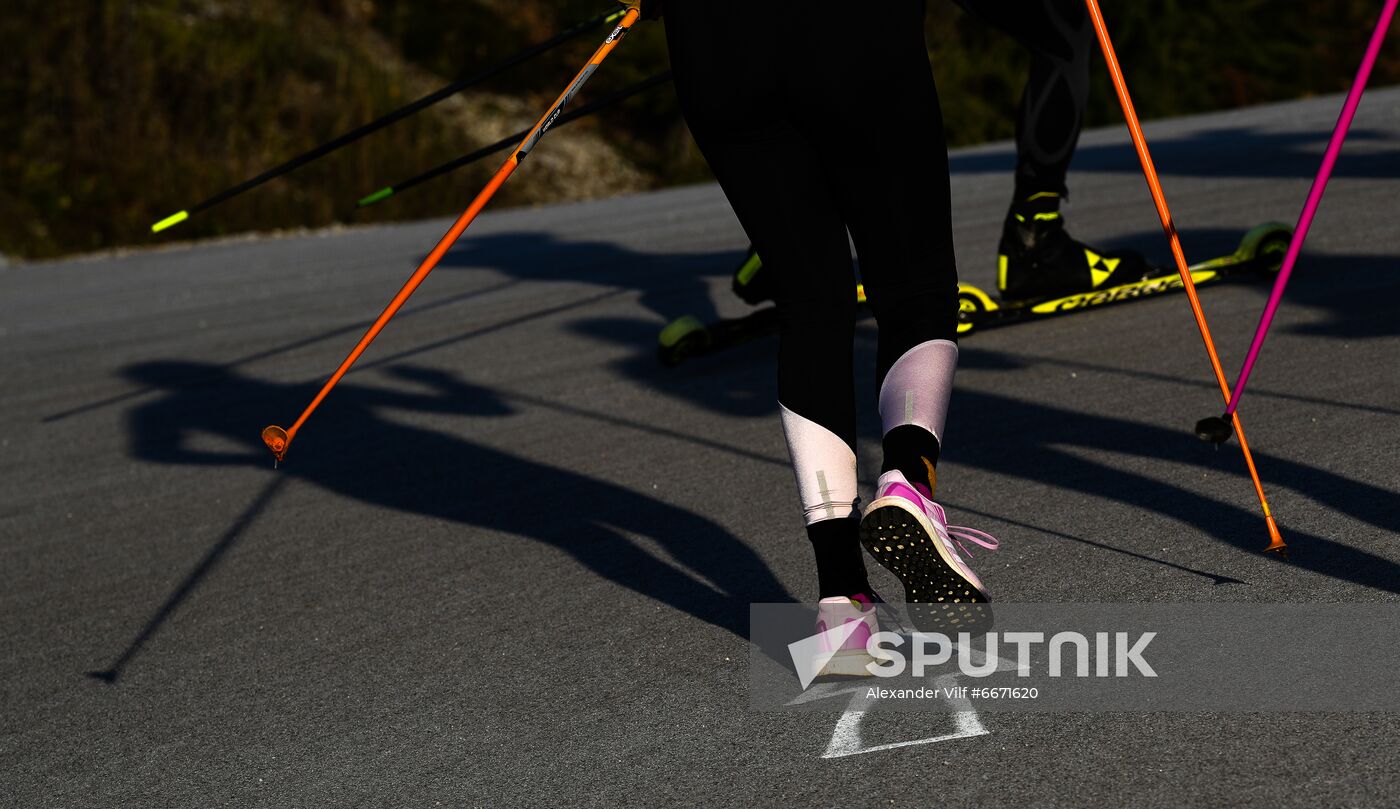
[859, 497, 992, 635]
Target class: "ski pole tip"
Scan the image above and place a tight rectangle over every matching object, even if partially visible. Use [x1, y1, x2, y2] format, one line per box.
[262, 425, 290, 462]
[151, 210, 190, 233]
[357, 187, 394, 208]
[1264, 515, 1288, 558]
[1194, 414, 1234, 444]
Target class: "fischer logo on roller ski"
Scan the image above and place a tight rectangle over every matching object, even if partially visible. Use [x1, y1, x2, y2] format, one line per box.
[956, 222, 1293, 333]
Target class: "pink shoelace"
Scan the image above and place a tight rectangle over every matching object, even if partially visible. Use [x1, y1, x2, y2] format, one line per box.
[941, 523, 1000, 560]
[903, 480, 1002, 560]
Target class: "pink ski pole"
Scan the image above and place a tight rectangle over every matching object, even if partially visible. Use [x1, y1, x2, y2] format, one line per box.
[1196, 0, 1398, 445]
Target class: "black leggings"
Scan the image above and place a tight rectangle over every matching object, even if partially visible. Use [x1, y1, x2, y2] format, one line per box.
[665, 0, 958, 450]
[955, 0, 1093, 199]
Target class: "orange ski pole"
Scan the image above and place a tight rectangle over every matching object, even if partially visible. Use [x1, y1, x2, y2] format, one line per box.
[1083, 0, 1285, 556]
[261, 7, 642, 464]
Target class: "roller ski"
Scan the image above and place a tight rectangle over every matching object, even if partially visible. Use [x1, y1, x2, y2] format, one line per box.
[657, 222, 1290, 366]
[657, 248, 867, 367]
[956, 221, 1292, 335]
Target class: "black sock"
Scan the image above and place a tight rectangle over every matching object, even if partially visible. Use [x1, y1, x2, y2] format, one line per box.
[880, 424, 941, 493]
[807, 517, 869, 599]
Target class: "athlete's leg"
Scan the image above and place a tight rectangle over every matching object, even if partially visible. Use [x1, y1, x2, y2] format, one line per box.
[785, 2, 1000, 611]
[666, 2, 867, 598]
[791, 0, 960, 492]
[959, 0, 1150, 300]
[955, 0, 1092, 199]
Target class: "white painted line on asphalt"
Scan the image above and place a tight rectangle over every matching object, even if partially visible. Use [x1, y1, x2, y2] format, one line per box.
[804, 674, 991, 759]
[821, 707, 988, 759]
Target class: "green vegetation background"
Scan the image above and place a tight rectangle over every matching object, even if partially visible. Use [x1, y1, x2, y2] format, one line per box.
[3, 0, 1397, 259]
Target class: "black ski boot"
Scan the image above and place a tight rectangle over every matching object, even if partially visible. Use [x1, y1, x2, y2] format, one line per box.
[997, 193, 1154, 301]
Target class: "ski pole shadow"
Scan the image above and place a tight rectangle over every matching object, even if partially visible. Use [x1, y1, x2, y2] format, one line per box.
[98, 360, 792, 681]
[87, 475, 289, 684]
[436, 229, 782, 418]
[944, 502, 1247, 586]
[1095, 226, 1400, 344]
[41, 277, 524, 424]
[435, 228, 732, 326]
[45, 230, 772, 426]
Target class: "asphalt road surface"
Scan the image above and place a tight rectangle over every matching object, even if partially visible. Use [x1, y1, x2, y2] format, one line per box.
[4, 88, 1399, 807]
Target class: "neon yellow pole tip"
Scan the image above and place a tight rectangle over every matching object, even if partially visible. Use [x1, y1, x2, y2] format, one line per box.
[357, 187, 395, 208]
[606, 8, 626, 22]
[151, 210, 190, 233]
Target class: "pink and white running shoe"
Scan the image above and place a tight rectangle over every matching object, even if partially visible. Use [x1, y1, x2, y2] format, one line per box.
[813, 593, 881, 677]
[859, 470, 999, 610]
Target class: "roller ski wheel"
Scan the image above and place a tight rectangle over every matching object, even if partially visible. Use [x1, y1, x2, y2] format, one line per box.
[957, 286, 997, 336]
[656, 282, 863, 368]
[1236, 222, 1292, 273]
[657, 315, 712, 367]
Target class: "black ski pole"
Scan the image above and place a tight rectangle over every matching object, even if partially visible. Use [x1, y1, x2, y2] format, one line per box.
[149, 7, 624, 233]
[355, 71, 673, 208]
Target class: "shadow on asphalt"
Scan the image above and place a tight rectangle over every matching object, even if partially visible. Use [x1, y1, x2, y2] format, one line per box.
[87, 218, 1399, 679]
[439, 229, 787, 418]
[548, 225, 1400, 596]
[87, 474, 290, 684]
[436, 228, 729, 325]
[47, 231, 777, 424]
[933, 382, 1400, 595]
[942, 503, 1248, 587]
[96, 360, 792, 682]
[42, 277, 526, 424]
